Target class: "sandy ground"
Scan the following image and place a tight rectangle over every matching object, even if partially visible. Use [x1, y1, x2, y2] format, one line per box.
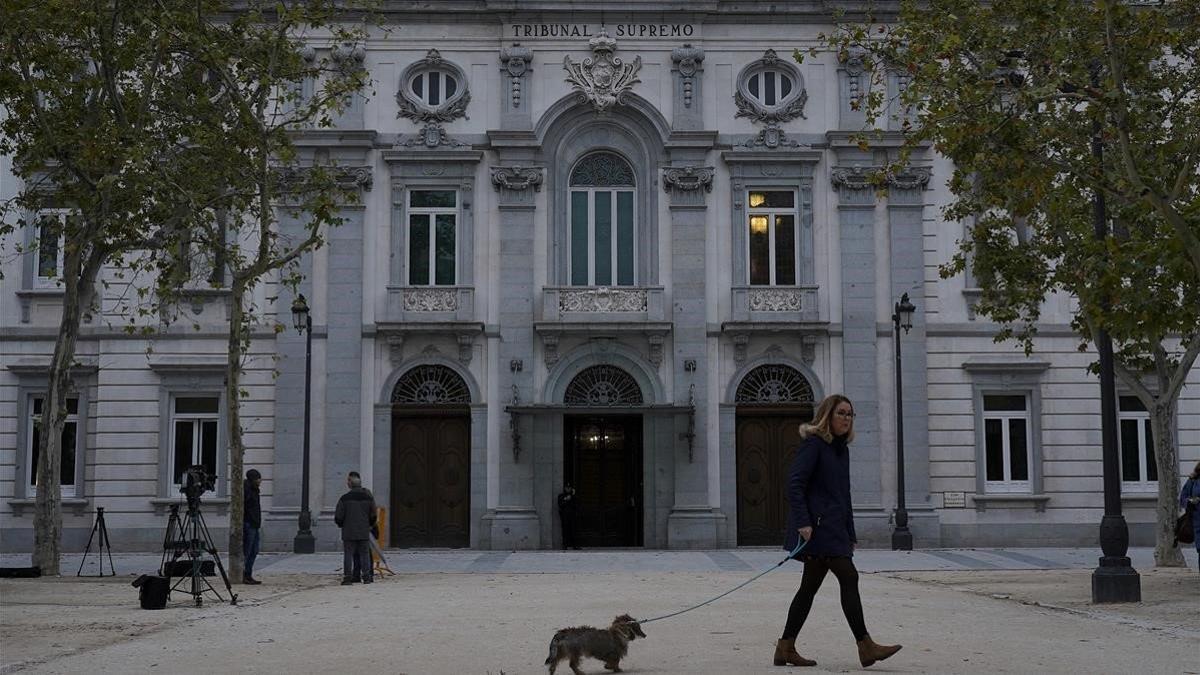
[2, 566, 1195, 675]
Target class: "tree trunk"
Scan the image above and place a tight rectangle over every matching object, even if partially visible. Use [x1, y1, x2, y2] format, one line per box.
[33, 245, 101, 576]
[1150, 402, 1185, 567]
[225, 279, 247, 582]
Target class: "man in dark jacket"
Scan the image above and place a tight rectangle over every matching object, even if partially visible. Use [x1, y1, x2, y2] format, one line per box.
[334, 471, 376, 584]
[243, 469, 263, 585]
[557, 484, 580, 550]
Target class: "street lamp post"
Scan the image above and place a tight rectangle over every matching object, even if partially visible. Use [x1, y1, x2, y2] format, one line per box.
[291, 294, 316, 554]
[891, 293, 916, 551]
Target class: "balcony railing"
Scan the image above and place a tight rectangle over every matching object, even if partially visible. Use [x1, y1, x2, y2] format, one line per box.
[731, 285, 820, 322]
[541, 286, 666, 322]
[384, 285, 475, 323]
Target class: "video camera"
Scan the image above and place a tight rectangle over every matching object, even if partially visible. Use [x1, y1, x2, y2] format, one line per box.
[180, 465, 216, 508]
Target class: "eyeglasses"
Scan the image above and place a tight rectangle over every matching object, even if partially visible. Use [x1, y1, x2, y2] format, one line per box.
[834, 411, 856, 419]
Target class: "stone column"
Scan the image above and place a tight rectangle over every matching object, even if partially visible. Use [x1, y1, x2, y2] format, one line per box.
[831, 166, 884, 513]
[663, 164, 721, 548]
[887, 166, 934, 542]
[483, 164, 543, 549]
[322, 207, 365, 512]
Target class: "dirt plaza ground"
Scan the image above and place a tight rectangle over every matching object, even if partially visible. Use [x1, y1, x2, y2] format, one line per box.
[1, 549, 1196, 675]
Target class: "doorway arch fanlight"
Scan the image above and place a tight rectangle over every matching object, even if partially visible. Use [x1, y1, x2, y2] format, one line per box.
[391, 365, 471, 405]
[568, 152, 637, 287]
[564, 365, 644, 407]
[734, 364, 814, 405]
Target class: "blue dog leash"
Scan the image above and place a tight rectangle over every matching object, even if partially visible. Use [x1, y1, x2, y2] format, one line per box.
[636, 539, 808, 625]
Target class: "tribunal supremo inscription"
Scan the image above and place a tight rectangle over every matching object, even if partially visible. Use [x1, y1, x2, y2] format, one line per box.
[510, 24, 695, 38]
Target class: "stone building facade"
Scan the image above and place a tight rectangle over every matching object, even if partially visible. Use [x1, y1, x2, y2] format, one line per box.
[2, 2, 1197, 553]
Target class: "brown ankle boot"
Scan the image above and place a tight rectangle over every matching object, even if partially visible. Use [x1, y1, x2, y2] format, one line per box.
[856, 635, 902, 668]
[773, 638, 816, 667]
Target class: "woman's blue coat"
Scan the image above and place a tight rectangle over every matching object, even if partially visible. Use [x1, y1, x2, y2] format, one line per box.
[784, 432, 857, 557]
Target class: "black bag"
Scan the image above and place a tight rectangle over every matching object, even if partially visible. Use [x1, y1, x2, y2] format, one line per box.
[1175, 507, 1195, 546]
[132, 574, 170, 610]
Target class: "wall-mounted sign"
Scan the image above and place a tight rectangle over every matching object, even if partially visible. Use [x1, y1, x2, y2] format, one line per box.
[509, 23, 696, 39]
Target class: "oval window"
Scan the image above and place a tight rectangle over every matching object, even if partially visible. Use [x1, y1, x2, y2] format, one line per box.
[746, 69, 795, 108]
[411, 70, 459, 107]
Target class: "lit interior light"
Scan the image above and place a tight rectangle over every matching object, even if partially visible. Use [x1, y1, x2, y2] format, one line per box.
[750, 215, 769, 234]
[749, 192, 766, 208]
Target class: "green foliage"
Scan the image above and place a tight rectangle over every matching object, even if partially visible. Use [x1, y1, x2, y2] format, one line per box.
[818, 0, 1200, 369]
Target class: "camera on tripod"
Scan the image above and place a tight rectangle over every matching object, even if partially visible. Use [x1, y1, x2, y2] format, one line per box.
[180, 465, 216, 508]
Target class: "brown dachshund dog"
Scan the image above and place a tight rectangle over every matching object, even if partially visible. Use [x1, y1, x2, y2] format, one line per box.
[545, 614, 647, 674]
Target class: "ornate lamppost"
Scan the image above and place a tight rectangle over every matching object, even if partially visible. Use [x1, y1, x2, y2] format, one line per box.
[891, 293, 916, 551]
[291, 294, 316, 554]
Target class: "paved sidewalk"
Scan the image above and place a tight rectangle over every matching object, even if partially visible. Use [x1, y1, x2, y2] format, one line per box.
[2, 546, 1176, 578]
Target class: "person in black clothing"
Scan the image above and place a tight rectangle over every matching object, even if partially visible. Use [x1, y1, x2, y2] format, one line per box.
[335, 471, 376, 585]
[774, 394, 902, 669]
[243, 469, 263, 585]
[557, 484, 580, 550]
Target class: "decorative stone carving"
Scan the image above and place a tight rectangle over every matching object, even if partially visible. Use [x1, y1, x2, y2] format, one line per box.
[748, 288, 803, 312]
[395, 122, 469, 149]
[388, 335, 405, 367]
[457, 333, 474, 365]
[801, 335, 817, 365]
[392, 364, 471, 404]
[735, 49, 808, 124]
[500, 43, 533, 109]
[842, 49, 868, 110]
[671, 43, 705, 108]
[490, 166, 544, 193]
[889, 167, 932, 190]
[275, 165, 374, 192]
[661, 166, 715, 193]
[332, 42, 366, 72]
[732, 333, 750, 365]
[403, 288, 459, 312]
[647, 334, 665, 367]
[738, 125, 803, 149]
[559, 288, 648, 313]
[830, 166, 882, 191]
[397, 49, 471, 124]
[563, 29, 642, 113]
[542, 333, 560, 366]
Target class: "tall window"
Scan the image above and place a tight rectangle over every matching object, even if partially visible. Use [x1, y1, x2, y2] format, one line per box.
[747, 190, 798, 285]
[27, 396, 79, 497]
[982, 394, 1032, 493]
[35, 210, 69, 288]
[569, 152, 636, 286]
[408, 190, 457, 286]
[170, 397, 219, 490]
[1119, 396, 1156, 488]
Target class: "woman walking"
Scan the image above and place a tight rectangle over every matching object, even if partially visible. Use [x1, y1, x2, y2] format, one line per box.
[1180, 461, 1200, 570]
[774, 394, 902, 669]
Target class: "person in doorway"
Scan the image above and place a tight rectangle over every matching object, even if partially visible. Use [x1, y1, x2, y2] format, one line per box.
[774, 394, 902, 669]
[335, 471, 376, 585]
[1180, 461, 1200, 570]
[558, 484, 580, 550]
[243, 469, 263, 585]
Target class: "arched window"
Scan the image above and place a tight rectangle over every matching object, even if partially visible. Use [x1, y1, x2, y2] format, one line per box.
[564, 365, 644, 406]
[568, 152, 637, 286]
[391, 365, 471, 405]
[734, 364, 814, 405]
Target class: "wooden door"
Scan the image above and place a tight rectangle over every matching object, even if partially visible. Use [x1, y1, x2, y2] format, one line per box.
[736, 413, 806, 546]
[565, 416, 643, 547]
[391, 412, 470, 547]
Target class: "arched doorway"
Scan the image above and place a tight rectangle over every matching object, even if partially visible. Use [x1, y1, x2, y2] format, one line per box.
[734, 364, 816, 546]
[562, 365, 644, 547]
[390, 365, 471, 547]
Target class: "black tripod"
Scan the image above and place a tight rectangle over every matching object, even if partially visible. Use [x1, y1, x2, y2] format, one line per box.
[77, 507, 115, 577]
[160, 502, 238, 607]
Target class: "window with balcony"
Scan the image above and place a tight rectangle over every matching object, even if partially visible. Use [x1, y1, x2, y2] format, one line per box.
[569, 152, 636, 287]
[408, 189, 457, 286]
[746, 190, 799, 286]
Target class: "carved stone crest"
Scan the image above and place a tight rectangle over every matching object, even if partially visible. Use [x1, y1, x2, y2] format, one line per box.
[734, 49, 808, 125]
[563, 29, 642, 113]
[491, 166, 544, 193]
[397, 49, 471, 124]
[559, 288, 648, 313]
[662, 166, 715, 193]
[403, 288, 459, 312]
[748, 288, 803, 312]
